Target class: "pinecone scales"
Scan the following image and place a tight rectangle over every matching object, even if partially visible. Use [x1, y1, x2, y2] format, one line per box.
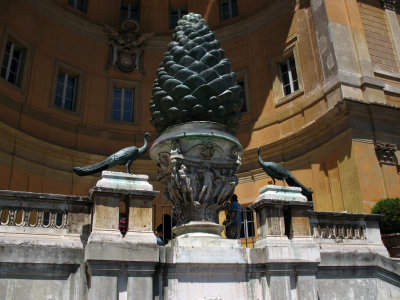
[150, 13, 243, 134]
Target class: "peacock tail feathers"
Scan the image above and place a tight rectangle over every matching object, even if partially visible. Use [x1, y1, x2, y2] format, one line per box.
[72, 157, 113, 176]
[286, 175, 313, 200]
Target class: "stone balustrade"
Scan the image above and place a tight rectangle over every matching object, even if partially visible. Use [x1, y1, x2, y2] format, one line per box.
[308, 211, 382, 243]
[0, 206, 67, 228]
[0, 190, 92, 236]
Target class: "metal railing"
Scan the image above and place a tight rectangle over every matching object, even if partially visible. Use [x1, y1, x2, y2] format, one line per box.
[152, 204, 256, 247]
[240, 207, 256, 248]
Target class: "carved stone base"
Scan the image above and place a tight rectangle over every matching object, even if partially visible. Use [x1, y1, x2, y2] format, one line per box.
[89, 171, 159, 245]
[150, 121, 243, 235]
[250, 185, 313, 244]
[169, 235, 241, 248]
[172, 221, 224, 237]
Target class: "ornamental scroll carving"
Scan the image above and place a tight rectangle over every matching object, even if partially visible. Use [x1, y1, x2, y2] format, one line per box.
[311, 224, 367, 240]
[104, 20, 154, 73]
[375, 142, 398, 165]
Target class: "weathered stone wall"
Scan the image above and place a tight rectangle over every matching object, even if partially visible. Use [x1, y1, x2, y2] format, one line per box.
[359, 0, 399, 74]
[0, 190, 91, 300]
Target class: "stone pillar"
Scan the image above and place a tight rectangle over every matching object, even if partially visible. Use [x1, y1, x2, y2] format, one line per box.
[125, 192, 157, 244]
[90, 190, 121, 241]
[250, 185, 320, 300]
[250, 185, 313, 245]
[385, 8, 400, 63]
[250, 185, 320, 261]
[85, 171, 159, 300]
[296, 265, 319, 300]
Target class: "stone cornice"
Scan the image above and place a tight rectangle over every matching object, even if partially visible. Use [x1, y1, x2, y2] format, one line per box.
[238, 98, 400, 176]
[0, 120, 158, 182]
[26, 0, 296, 50]
[0, 189, 91, 204]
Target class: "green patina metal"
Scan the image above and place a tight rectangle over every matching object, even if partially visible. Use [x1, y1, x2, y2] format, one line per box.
[149, 13, 243, 134]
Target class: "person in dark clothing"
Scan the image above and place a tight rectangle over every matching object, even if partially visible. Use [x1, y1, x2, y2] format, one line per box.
[225, 194, 242, 239]
[155, 226, 165, 246]
[155, 214, 176, 245]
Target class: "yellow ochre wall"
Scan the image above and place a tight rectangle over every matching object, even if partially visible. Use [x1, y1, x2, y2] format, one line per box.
[0, 0, 399, 213]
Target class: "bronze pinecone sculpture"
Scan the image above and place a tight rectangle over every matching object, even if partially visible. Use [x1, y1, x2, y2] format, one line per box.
[149, 13, 243, 133]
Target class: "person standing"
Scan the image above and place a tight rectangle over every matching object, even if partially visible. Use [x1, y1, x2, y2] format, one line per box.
[226, 194, 242, 239]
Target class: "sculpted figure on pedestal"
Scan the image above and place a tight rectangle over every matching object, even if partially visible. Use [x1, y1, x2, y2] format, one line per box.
[257, 146, 313, 201]
[149, 13, 244, 233]
[72, 132, 150, 176]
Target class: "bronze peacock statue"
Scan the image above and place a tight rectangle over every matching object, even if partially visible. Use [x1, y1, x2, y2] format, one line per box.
[73, 132, 150, 176]
[257, 147, 313, 201]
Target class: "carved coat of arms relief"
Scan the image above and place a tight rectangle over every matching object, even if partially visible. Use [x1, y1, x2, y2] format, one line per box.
[104, 20, 154, 73]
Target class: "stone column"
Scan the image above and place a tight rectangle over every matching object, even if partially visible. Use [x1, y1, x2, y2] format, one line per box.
[85, 171, 159, 300]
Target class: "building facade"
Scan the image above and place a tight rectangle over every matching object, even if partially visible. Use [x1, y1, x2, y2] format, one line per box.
[1, 1, 400, 298]
[0, 0, 399, 215]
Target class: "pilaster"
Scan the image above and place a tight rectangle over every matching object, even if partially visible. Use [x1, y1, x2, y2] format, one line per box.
[85, 171, 159, 300]
[310, 0, 386, 104]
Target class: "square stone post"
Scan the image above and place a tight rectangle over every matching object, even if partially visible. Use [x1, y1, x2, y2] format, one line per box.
[85, 171, 159, 300]
[250, 185, 313, 245]
[90, 190, 122, 241]
[125, 192, 157, 244]
[291, 205, 312, 238]
[250, 185, 320, 300]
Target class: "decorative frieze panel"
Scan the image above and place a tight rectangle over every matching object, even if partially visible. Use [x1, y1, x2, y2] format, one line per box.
[0, 207, 67, 229]
[375, 142, 398, 165]
[156, 151, 238, 223]
[310, 224, 366, 240]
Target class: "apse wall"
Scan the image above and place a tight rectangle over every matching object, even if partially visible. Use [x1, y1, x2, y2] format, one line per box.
[0, 0, 399, 213]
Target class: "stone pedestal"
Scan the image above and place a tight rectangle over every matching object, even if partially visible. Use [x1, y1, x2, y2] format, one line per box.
[251, 185, 313, 244]
[251, 185, 320, 288]
[88, 171, 158, 243]
[85, 171, 159, 300]
[248, 185, 320, 300]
